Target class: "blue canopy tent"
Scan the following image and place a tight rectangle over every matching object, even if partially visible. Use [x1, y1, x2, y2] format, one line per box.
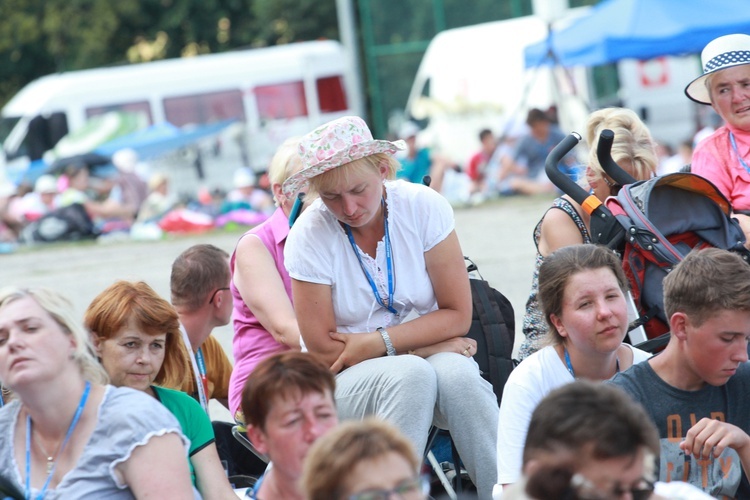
[94, 119, 236, 159]
[15, 119, 236, 186]
[525, 0, 750, 68]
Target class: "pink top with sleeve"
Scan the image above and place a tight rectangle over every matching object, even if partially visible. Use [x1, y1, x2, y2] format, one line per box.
[228, 206, 293, 416]
[692, 125, 750, 212]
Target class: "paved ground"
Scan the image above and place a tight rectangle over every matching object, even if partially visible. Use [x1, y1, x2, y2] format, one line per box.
[2, 193, 555, 418]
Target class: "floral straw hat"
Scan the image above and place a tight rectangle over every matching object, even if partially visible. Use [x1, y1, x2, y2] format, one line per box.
[685, 33, 750, 105]
[281, 116, 405, 198]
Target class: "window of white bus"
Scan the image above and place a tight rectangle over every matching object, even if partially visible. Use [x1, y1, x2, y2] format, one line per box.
[163, 89, 245, 127]
[254, 81, 307, 120]
[316, 76, 348, 113]
[86, 101, 154, 125]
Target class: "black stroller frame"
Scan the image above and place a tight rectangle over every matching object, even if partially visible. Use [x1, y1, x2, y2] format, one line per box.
[545, 130, 750, 352]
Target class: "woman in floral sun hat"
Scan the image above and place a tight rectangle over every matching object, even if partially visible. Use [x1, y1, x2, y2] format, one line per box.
[283, 116, 499, 498]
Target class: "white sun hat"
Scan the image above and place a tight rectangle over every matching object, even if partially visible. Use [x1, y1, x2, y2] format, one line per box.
[34, 174, 59, 194]
[233, 168, 256, 189]
[685, 33, 750, 105]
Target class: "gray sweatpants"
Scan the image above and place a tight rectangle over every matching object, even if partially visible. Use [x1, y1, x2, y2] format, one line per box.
[335, 352, 499, 499]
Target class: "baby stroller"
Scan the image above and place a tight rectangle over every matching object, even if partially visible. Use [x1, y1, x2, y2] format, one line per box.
[545, 130, 750, 352]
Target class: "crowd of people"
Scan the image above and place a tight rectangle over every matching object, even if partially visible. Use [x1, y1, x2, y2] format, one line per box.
[1, 32, 750, 500]
[0, 148, 275, 251]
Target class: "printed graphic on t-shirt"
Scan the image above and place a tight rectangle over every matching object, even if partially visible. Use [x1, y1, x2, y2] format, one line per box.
[660, 411, 741, 499]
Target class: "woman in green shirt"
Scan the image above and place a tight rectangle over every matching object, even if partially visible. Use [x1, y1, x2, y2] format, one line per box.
[86, 279, 238, 500]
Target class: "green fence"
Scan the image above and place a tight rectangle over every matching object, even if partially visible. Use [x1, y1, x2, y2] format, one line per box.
[356, 0, 603, 137]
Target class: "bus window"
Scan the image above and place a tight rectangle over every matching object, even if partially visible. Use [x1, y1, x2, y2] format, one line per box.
[316, 76, 348, 113]
[86, 101, 153, 125]
[255, 82, 308, 120]
[163, 89, 245, 127]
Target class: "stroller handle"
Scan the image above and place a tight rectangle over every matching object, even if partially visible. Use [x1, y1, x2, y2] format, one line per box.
[545, 132, 591, 207]
[545, 132, 627, 248]
[596, 129, 636, 186]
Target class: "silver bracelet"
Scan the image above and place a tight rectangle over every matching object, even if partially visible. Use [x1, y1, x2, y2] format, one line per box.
[377, 327, 397, 356]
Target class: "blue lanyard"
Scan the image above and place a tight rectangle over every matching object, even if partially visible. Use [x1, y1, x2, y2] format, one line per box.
[564, 346, 619, 379]
[247, 472, 265, 499]
[26, 381, 91, 500]
[195, 348, 210, 412]
[729, 132, 750, 175]
[344, 197, 397, 315]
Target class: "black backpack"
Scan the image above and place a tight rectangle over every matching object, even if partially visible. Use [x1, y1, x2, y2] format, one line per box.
[20, 203, 98, 244]
[465, 258, 517, 406]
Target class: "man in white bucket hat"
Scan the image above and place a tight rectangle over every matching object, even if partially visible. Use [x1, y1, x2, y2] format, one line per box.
[687, 34, 750, 245]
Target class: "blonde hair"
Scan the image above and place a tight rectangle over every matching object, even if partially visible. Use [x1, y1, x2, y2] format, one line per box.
[0, 287, 109, 387]
[308, 153, 399, 198]
[302, 418, 420, 500]
[585, 107, 657, 184]
[268, 137, 303, 206]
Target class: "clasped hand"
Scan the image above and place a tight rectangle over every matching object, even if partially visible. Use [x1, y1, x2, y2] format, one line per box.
[680, 418, 750, 459]
[328, 331, 478, 373]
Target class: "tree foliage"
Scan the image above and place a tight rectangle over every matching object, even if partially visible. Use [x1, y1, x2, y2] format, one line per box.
[0, 0, 338, 108]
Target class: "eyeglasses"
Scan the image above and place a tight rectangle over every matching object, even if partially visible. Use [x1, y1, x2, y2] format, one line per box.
[209, 287, 230, 304]
[571, 473, 655, 500]
[347, 475, 429, 500]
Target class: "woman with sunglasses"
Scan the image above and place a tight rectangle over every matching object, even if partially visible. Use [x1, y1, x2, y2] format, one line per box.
[518, 107, 658, 360]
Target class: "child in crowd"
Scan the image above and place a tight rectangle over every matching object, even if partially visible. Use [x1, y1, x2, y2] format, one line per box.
[610, 248, 750, 497]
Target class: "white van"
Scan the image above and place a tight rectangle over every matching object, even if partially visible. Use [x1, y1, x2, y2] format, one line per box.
[0, 40, 362, 191]
[404, 14, 591, 166]
[404, 14, 700, 167]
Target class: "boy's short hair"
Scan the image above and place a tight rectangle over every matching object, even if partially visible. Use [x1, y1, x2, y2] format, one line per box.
[663, 248, 750, 326]
[479, 128, 493, 141]
[523, 380, 659, 466]
[526, 108, 550, 126]
[241, 352, 336, 431]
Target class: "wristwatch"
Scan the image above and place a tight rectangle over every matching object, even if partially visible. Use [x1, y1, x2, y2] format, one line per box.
[377, 327, 397, 356]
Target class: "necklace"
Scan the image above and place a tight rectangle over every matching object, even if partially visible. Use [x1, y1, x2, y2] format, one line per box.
[25, 381, 91, 500]
[33, 437, 58, 474]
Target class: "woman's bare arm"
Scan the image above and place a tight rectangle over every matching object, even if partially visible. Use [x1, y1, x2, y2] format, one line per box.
[292, 278, 347, 368]
[321, 230, 473, 372]
[191, 442, 238, 500]
[537, 204, 586, 257]
[118, 432, 196, 499]
[234, 234, 300, 349]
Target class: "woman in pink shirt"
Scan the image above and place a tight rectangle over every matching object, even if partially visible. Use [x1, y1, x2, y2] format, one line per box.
[228, 138, 306, 419]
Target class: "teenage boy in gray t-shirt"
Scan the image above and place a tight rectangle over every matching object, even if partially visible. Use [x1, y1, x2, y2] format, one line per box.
[610, 248, 750, 499]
